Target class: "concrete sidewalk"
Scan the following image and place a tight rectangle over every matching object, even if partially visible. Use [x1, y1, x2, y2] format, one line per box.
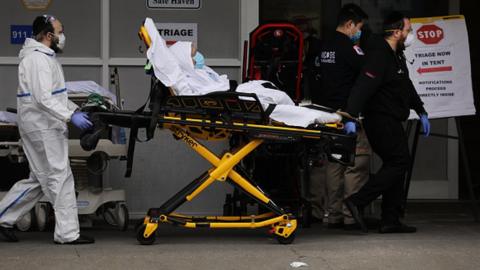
[1, 205, 480, 270]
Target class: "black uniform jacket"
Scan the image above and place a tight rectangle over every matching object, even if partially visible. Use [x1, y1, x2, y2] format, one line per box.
[346, 37, 426, 120]
[318, 31, 365, 110]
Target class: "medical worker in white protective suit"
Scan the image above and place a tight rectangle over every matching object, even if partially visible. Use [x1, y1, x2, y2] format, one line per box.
[143, 17, 342, 128]
[0, 15, 94, 244]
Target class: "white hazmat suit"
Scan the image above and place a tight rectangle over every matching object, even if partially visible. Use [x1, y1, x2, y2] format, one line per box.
[0, 38, 80, 243]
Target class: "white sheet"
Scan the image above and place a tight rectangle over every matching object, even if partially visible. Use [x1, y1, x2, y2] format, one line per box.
[0, 111, 17, 124]
[143, 17, 341, 127]
[65, 81, 117, 104]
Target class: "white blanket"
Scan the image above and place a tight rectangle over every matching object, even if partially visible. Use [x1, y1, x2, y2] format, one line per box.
[0, 111, 17, 124]
[65, 81, 117, 105]
[143, 17, 341, 127]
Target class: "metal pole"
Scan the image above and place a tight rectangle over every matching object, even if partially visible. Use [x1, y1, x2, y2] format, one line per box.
[455, 118, 480, 221]
[402, 120, 421, 215]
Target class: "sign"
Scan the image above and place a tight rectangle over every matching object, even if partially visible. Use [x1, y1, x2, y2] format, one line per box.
[155, 23, 197, 45]
[10, 25, 33, 44]
[147, 0, 201, 10]
[405, 15, 476, 119]
[21, 0, 51, 10]
[417, 24, 444, 45]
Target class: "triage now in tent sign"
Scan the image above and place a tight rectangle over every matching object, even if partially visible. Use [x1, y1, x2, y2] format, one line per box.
[405, 15, 476, 119]
[155, 23, 198, 45]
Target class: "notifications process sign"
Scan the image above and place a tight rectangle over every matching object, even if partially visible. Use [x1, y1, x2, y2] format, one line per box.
[405, 15, 476, 119]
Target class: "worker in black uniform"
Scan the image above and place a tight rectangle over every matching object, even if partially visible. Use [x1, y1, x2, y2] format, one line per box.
[314, 4, 372, 230]
[317, 3, 367, 109]
[343, 11, 431, 234]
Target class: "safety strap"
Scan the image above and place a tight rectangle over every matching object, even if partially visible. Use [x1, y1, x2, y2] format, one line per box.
[124, 96, 151, 177]
[228, 80, 238, 92]
[260, 82, 280, 117]
[261, 82, 279, 90]
[125, 118, 139, 177]
[264, 104, 276, 117]
[124, 76, 167, 177]
[147, 79, 162, 140]
[123, 80, 151, 177]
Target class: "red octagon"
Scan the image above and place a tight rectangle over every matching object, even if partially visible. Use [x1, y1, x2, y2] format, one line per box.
[417, 24, 444, 45]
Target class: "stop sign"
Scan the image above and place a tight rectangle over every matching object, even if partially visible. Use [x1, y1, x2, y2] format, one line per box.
[417, 24, 444, 45]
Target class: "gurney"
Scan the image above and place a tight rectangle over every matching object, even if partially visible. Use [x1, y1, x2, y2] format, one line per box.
[79, 20, 357, 245]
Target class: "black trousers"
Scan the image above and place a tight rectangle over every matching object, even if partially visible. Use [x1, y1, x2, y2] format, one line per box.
[349, 113, 410, 223]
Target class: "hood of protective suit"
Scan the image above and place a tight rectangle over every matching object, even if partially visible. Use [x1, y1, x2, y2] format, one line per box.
[19, 38, 55, 60]
[169, 41, 196, 74]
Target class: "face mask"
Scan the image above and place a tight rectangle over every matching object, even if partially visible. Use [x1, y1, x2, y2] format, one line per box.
[351, 30, 362, 43]
[403, 32, 414, 47]
[49, 33, 65, 53]
[57, 33, 66, 50]
[193, 51, 205, 69]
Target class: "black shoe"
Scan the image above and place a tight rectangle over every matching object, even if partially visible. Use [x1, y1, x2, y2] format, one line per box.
[327, 222, 344, 229]
[343, 223, 361, 231]
[379, 222, 417, 234]
[54, 235, 95, 245]
[0, 226, 18, 242]
[310, 216, 323, 224]
[344, 198, 368, 233]
[364, 217, 381, 228]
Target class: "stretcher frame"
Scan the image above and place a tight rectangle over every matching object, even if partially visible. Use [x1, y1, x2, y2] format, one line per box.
[79, 25, 356, 245]
[85, 104, 353, 245]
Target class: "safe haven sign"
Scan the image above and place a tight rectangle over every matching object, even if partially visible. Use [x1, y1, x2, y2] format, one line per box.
[405, 15, 476, 119]
[147, 0, 201, 9]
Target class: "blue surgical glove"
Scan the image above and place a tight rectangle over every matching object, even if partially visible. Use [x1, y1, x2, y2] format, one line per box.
[345, 121, 357, 134]
[419, 114, 430, 137]
[71, 111, 93, 130]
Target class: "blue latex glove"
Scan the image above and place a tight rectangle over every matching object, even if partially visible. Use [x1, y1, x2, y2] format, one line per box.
[344, 121, 357, 134]
[419, 114, 430, 137]
[71, 111, 93, 130]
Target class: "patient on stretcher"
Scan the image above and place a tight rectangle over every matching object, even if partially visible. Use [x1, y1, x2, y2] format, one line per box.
[143, 18, 342, 128]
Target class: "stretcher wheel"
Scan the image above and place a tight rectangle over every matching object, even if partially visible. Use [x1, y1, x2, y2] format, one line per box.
[16, 210, 33, 232]
[276, 231, 296, 245]
[136, 224, 156, 245]
[35, 203, 53, 231]
[101, 202, 129, 231]
[134, 219, 144, 232]
[116, 204, 129, 231]
[35, 204, 48, 231]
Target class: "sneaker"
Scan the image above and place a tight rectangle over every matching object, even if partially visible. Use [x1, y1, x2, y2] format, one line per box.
[0, 226, 18, 242]
[54, 235, 95, 245]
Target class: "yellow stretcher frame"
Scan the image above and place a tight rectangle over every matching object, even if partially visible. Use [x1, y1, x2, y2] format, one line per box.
[137, 123, 298, 245]
[86, 94, 353, 245]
